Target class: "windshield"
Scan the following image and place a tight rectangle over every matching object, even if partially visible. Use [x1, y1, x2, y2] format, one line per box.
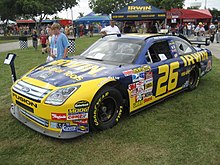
[80, 36, 144, 64]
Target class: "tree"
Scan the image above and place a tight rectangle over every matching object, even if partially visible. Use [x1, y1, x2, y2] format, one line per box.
[209, 8, 220, 22]
[0, 0, 19, 35]
[187, 6, 200, 10]
[89, 0, 134, 14]
[16, 0, 79, 33]
[16, 0, 79, 22]
[89, 0, 185, 14]
[78, 12, 85, 18]
[0, 0, 19, 21]
[146, 0, 184, 10]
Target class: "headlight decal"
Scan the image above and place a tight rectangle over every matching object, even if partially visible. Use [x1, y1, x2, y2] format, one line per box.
[45, 86, 80, 106]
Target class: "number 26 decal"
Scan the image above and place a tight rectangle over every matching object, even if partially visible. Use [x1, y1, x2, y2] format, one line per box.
[156, 62, 179, 96]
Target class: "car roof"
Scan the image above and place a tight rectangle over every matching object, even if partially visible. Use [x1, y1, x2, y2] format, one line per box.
[102, 33, 182, 42]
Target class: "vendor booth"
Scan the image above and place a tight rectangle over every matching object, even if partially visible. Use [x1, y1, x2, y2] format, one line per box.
[75, 15, 110, 33]
[166, 9, 212, 25]
[57, 19, 73, 27]
[112, 0, 166, 33]
[75, 15, 110, 25]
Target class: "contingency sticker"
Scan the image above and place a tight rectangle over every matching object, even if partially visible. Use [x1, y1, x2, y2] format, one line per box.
[128, 71, 153, 103]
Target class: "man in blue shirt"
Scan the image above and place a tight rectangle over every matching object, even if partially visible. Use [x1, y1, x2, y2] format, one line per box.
[50, 23, 69, 60]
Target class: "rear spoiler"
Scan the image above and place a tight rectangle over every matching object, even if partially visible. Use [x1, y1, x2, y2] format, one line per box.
[177, 34, 210, 47]
[189, 38, 210, 47]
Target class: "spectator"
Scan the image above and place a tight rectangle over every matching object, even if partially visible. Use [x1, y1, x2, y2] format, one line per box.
[216, 22, 220, 43]
[187, 23, 193, 37]
[39, 30, 47, 54]
[209, 23, 216, 43]
[97, 23, 102, 33]
[123, 23, 131, 33]
[31, 30, 38, 51]
[204, 22, 209, 31]
[69, 25, 74, 36]
[88, 24, 94, 37]
[79, 24, 84, 37]
[100, 20, 120, 35]
[183, 23, 187, 36]
[50, 23, 69, 60]
[65, 26, 70, 36]
[46, 26, 54, 62]
[194, 22, 205, 36]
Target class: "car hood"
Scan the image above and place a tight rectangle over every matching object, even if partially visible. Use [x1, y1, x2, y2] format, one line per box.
[26, 59, 130, 87]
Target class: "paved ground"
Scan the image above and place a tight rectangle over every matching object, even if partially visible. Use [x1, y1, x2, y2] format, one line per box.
[204, 42, 220, 59]
[0, 38, 219, 59]
[0, 40, 33, 53]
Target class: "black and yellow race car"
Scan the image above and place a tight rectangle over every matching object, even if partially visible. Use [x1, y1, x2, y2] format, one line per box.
[9, 34, 212, 139]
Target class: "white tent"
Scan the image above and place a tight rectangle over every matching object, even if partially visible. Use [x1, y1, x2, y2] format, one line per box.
[3, 20, 16, 24]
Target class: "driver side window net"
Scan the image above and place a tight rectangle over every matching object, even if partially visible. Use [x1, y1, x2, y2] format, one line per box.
[147, 41, 172, 63]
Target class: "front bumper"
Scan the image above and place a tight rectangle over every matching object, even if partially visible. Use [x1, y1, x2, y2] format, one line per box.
[10, 104, 84, 139]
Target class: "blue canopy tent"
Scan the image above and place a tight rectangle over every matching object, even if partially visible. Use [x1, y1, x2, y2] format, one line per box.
[75, 15, 110, 33]
[112, 0, 166, 21]
[75, 15, 110, 25]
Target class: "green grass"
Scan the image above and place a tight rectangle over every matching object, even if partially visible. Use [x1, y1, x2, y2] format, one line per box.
[0, 36, 220, 165]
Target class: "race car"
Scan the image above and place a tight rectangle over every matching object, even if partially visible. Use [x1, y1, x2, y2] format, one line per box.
[10, 34, 212, 139]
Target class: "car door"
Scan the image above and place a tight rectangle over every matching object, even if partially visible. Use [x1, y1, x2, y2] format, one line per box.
[145, 39, 187, 102]
[129, 37, 194, 113]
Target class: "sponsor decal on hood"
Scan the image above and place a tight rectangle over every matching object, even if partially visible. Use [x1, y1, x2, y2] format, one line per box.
[26, 59, 123, 87]
[74, 100, 89, 109]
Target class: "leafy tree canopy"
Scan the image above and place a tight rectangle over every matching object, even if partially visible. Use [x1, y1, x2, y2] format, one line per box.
[17, 0, 78, 21]
[89, 0, 134, 14]
[0, 0, 18, 21]
[0, 0, 79, 21]
[78, 12, 85, 18]
[146, 0, 185, 10]
[209, 8, 220, 21]
[89, 0, 185, 14]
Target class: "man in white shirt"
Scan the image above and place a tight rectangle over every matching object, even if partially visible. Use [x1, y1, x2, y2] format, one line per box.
[100, 20, 121, 35]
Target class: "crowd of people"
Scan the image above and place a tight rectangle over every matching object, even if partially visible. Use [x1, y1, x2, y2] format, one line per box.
[170, 21, 220, 43]
[30, 23, 69, 62]
[26, 19, 220, 62]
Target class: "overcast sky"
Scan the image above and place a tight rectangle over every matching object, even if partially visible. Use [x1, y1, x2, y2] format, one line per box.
[58, 0, 220, 20]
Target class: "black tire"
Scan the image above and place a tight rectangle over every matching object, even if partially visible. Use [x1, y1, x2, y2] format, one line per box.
[187, 65, 200, 91]
[89, 86, 123, 131]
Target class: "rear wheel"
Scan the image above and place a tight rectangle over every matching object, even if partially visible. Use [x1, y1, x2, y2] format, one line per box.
[89, 87, 123, 131]
[188, 65, 200, 91]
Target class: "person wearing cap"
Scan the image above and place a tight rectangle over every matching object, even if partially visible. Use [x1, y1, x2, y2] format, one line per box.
[194, 22, 205, 36]
[100, 20, 121, 35]
[50, 23, 70, 60]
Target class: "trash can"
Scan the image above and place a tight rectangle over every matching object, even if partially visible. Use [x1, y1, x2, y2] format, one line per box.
[19, 36, 28, 49]
[68, 37, 76, 53]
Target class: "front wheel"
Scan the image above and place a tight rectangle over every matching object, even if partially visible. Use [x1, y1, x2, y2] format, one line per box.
[89, 87, 123, 131]
[187, 65, 200, 91]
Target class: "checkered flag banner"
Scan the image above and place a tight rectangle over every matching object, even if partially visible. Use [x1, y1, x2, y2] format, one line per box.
[19, 41, 28, 49]
[68, 39, 76, 53]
